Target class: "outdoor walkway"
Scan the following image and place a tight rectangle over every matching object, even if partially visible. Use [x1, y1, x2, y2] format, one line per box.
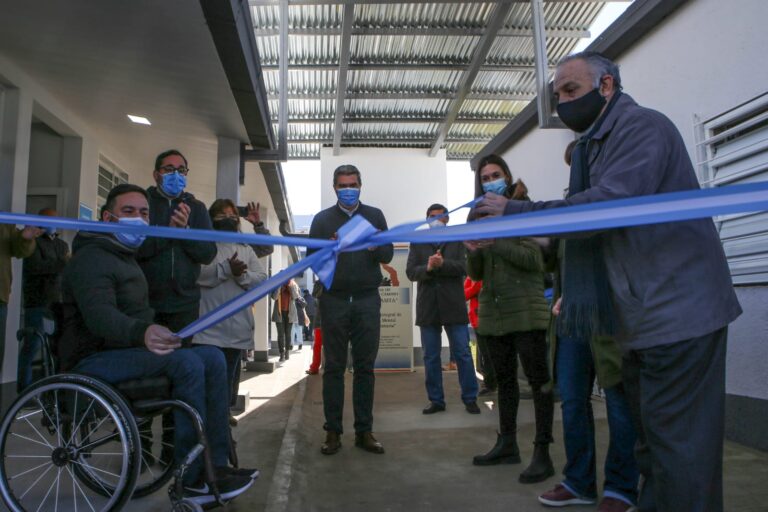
[127, 348, 768, 512]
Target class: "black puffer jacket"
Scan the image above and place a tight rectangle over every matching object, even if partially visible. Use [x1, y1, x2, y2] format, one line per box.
[136, 186, 217, 313]
[59, 233, 154, 370]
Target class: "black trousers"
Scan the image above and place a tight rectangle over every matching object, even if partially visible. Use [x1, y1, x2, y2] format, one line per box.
[275, 312, 292, 354]
[320, 291, 381, 434]
[486, 330, 553, 444]
[623, 327, 727, 512]
[475, 332, 497, 389]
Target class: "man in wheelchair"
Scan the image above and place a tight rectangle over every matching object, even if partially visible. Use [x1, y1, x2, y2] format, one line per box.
[58, 183, 256, 506]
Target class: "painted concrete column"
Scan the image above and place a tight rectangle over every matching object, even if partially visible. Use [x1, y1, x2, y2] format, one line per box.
[216, 136, 241, 204]
[0, 87, 33, 408]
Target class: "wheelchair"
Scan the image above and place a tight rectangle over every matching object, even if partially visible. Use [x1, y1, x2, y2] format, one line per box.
[0, 324, 229, 511]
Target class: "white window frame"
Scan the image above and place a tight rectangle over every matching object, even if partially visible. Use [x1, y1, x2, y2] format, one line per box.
[695, 92, 768, 285]
[97, 156, 129, 212]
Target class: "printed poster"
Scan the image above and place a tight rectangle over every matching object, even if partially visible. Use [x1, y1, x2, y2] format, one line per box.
[375, 245, 413, 371]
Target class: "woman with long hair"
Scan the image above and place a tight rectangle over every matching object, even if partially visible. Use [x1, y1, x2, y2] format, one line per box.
[466, 154, 555, 484]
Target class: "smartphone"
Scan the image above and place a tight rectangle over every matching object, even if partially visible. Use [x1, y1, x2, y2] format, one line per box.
[237, 206, 249, 217]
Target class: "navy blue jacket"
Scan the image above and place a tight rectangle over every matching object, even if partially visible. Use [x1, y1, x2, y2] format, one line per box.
[503, 94, 741, 350]
[137, 186, 217, 313]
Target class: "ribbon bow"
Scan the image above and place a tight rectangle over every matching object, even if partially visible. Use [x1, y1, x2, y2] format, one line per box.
[311, 215, 380, 290]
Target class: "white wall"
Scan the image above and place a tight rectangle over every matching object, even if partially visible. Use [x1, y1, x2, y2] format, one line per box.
[500, 129, 575, 200]
[498, 0, 768, 401]
[320, 147, 451, 350]
[0, 53, 283, 379]
[320, 147, 448, 227]
[502, 0, 768, 203]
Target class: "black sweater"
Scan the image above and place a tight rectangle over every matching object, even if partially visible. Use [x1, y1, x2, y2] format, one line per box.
[308, 203, 393, 294]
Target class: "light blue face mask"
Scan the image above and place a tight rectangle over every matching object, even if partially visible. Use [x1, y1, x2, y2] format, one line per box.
[161, 172, 187, 197]
[337, 188, 360, 207]
[482, 178, 508, 196]
[113, 216, 148, 248]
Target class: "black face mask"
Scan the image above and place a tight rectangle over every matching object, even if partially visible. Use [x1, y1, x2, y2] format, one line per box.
[556, 88, 607, 133]
[212, 217, 239, 232]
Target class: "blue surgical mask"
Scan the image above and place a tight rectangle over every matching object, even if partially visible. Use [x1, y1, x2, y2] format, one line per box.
[45, 227, 57, 236]
[482, 178, 508, 196]
[114, 216, 148, 248]
[161, 172, 187, 197]
[337, 188, 360, 208]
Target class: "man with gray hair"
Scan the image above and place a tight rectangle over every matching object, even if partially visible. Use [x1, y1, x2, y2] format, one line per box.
[308, 165, 394, 456]
[475, 51, 741, 512]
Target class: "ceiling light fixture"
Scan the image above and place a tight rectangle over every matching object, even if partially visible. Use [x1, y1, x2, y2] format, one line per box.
[127, 114, 151, 125]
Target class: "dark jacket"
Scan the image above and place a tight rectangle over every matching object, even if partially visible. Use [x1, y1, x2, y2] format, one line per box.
[0, 224, 35, 304]
[503, 93, 742, 350]
[249, 221, 274, 258]
[23, 233, 69, 308]
[137, 186, 217, 313]
[59, 233, 154, 370]
[303, 290, 316, 318]
[466, 237, 550, 337]
[308, 202, 393, 295]
[406, 241, 468, 326]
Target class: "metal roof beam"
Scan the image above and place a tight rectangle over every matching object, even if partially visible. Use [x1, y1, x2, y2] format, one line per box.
[276, 0, 289, 159]
[429, 1, 514, 157]
[253, 27, 589, 38]
[284, 138, 493, 144]
[274, 117, 513, 125]
[268, 92, 535, 100]
[250, 0, 629, 5]
[261, 63, 553, 72]
[332, 3, 354, 155]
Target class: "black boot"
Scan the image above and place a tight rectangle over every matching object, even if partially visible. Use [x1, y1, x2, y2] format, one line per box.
[518, 442, 554, 483]
[472, 433, 521, 466]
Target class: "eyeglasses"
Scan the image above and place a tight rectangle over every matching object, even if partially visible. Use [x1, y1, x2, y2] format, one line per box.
[157, 165, 189, 176]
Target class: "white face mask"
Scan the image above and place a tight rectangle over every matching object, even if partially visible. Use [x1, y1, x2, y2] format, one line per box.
[428, 219, 446, 229]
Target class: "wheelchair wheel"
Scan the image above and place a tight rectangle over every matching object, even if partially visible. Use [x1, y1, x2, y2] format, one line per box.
[131, 412, 175, 497]
[0, 375, 141, 512]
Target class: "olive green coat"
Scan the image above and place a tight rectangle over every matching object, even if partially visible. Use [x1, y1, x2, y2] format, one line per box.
[466, 237, 550, 336]
[547, 240, 623, 389]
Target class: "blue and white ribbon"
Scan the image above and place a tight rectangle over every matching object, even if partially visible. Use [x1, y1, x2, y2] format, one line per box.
[3, 180, 768, 338]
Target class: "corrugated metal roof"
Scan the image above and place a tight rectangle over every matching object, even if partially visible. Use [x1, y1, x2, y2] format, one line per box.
[251, 0, 618, 160]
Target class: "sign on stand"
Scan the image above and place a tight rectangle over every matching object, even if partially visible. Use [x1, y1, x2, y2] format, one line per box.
[375, 245, 413, 371]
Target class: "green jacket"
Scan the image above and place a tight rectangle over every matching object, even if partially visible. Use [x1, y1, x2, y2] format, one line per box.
[0, 224, 35, 304]
[547, 240, 623, 389]
[466, 237, 550, 336]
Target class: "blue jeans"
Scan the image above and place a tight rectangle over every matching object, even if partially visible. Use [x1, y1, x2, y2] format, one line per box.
[556, 336, 638, 504]
[74, 345, 230, 484]
[420, 324, 478, 406]
[291, 323, 303, 347]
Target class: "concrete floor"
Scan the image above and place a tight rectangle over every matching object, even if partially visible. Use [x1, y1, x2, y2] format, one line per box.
[37, 348, 768, 511]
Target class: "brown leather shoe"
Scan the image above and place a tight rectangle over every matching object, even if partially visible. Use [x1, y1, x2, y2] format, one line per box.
[355, 432, 385, 454]
[320, 431, 341, 455]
